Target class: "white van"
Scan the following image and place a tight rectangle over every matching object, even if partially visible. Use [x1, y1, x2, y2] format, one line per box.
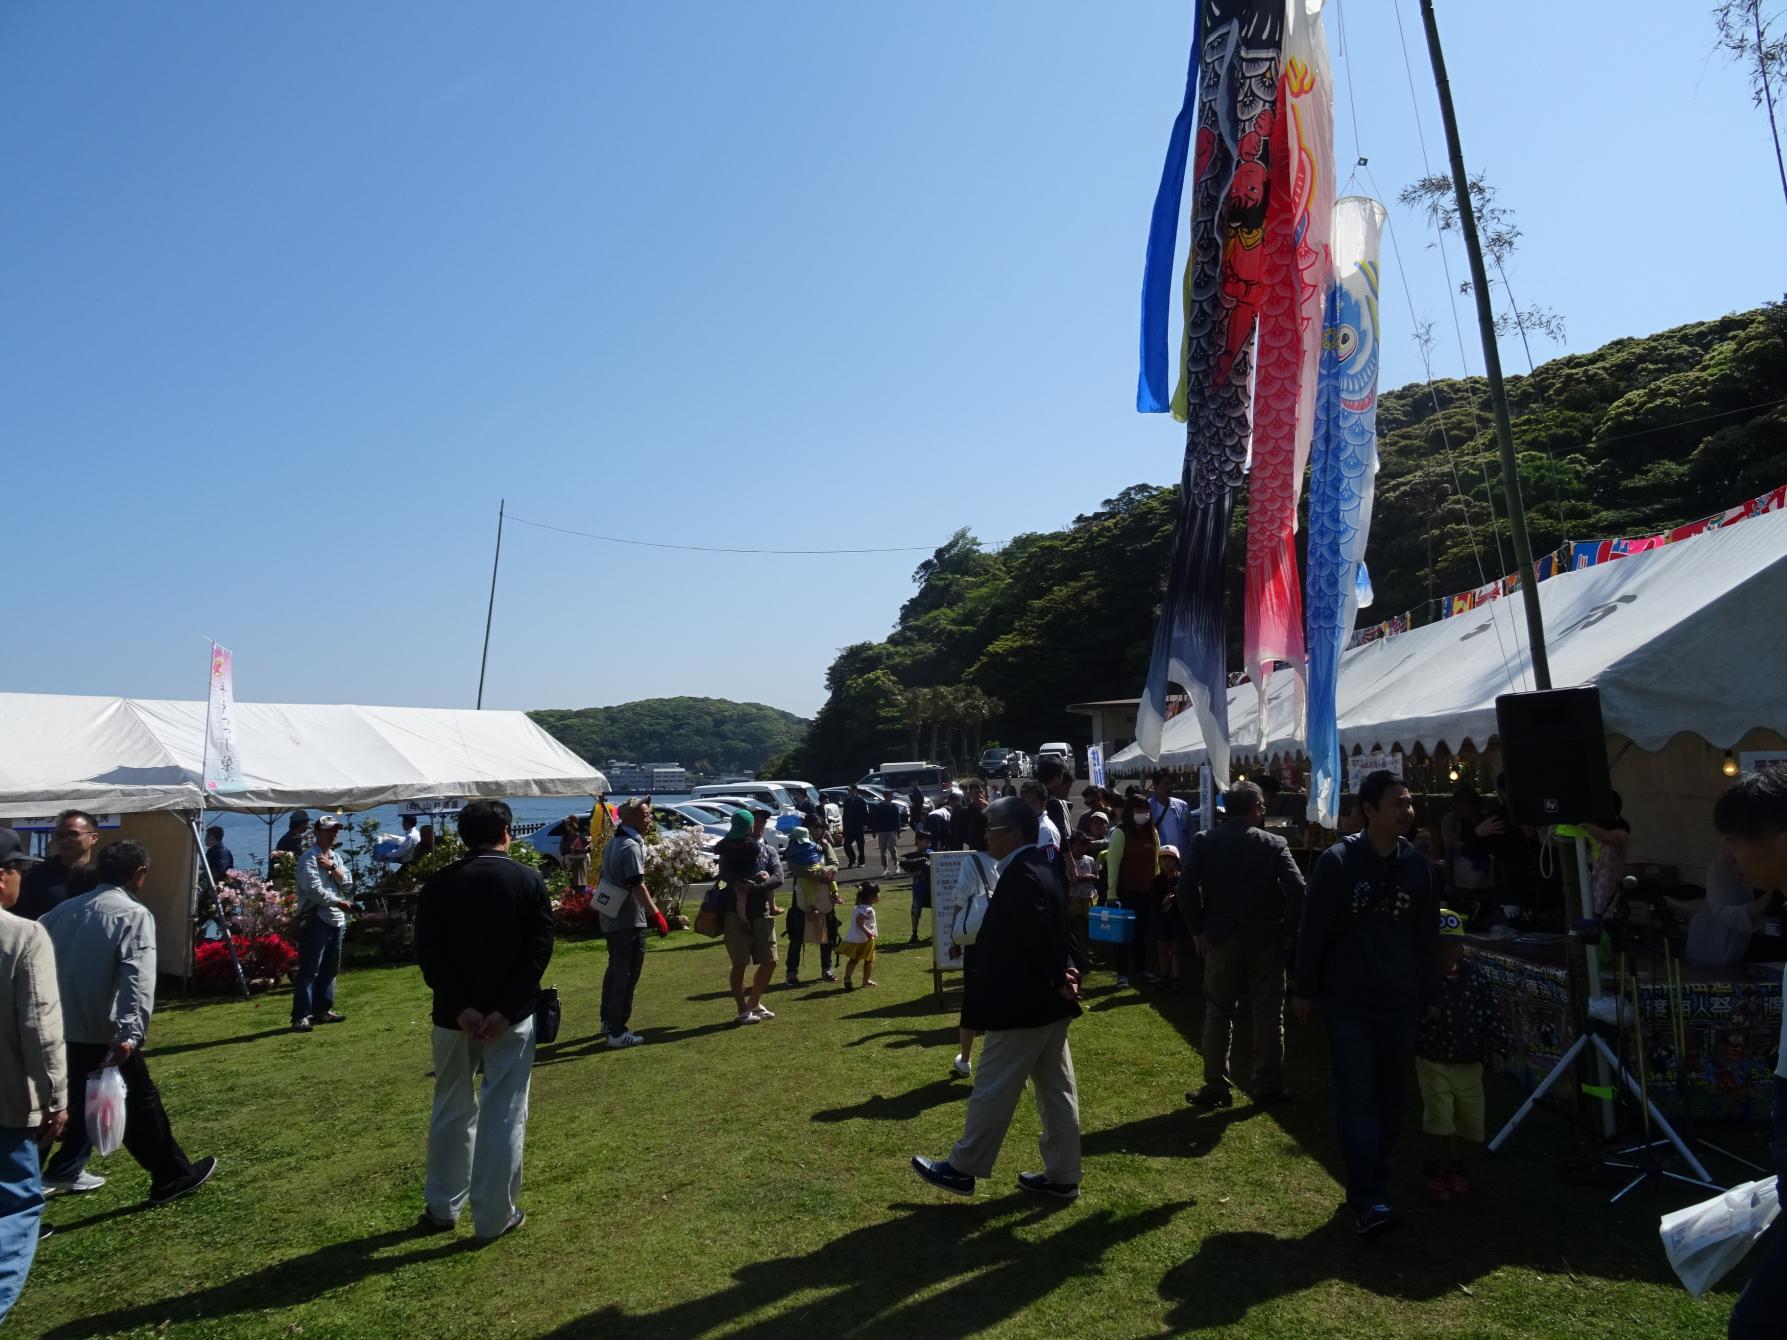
[691, 781, 797, 814]
[1036, 743, 1078, 777]
[860, 762, 954, 806]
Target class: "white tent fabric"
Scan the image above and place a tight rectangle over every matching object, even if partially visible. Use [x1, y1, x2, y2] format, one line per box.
[0, 695, 609, 814]
[1112, 504, 1787, 772]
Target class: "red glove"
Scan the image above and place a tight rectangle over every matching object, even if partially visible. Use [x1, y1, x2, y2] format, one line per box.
[652, 909, 670, 937]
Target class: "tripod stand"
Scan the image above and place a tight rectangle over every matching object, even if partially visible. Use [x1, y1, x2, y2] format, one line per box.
[1486, 837, 1720, 1202]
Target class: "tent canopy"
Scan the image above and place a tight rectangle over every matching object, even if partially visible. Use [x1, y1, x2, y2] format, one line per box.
[1112, 505, 1787, 773]
[0, 695, 609, 814]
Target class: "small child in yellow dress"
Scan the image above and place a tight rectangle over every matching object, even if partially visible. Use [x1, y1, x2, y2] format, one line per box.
[841, 884, 880, 990]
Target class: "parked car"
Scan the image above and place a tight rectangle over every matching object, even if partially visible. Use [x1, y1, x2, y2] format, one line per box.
[859, 762, 954, 807]
[690, 781, 797, 814]
[1036, 742, 1078, 777]
[692, 795, 790, 850]
[820, 785, 909, 828]
[525, 805, 721, 869]
[976, 747, 1030, 780]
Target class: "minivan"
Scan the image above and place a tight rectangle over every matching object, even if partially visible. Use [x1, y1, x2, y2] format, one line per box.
[691, 781, 797, 813]
[860, 762, 954, 806]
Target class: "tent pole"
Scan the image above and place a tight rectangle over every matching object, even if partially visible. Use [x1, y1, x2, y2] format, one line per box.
[1419, 0, 1551, 690]
[476, 498, 505, 709]
[190, 813, 248, 999]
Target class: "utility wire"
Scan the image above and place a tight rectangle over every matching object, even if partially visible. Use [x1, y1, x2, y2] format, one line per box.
[504, 514, 933, 556]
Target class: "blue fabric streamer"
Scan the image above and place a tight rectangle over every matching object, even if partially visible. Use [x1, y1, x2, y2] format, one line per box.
[1135, 9, 1204, 414]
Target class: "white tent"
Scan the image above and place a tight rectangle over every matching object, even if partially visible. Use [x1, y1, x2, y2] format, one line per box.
[1113, 504, 1787, 772]
[0, 696, 608, 814]
[0, 695, 608, 974]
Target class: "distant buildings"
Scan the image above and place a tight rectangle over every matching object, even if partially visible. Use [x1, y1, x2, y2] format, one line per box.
[603, 761, 689, 794]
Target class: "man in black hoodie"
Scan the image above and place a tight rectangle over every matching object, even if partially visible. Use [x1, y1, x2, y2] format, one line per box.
[1293, 770, 1439, 1238]
[911, 796, 1082, 1201]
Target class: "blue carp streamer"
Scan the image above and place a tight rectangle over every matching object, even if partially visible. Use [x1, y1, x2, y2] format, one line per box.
[1304, 195, 1387, 826]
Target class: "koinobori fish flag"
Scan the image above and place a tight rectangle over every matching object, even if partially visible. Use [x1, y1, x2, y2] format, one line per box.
[1303, 196, 1388, 826]
[1242, 0, 1333, 748]
[1134, 0, 1286, 787]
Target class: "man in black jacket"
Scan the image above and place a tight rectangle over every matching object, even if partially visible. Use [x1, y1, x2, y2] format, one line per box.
[1292, 771, 1440, 1238]
[414, 799, 554, 1244]
[1182, 780, 1306, 1108]
[912, 796, 1082, 1200]
[841, 786, 870, 869]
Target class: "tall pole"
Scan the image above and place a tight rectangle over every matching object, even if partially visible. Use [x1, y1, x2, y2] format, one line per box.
[1419, 0, 1551, 691]
[477, 499, 505, 709]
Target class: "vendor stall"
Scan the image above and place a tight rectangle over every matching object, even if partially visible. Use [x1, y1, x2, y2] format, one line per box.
[0, 693, 607, 975]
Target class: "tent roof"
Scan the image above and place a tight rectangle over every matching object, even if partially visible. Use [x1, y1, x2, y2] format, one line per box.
[1112, 504, 1787, 773]
[0, 696, 609, 814]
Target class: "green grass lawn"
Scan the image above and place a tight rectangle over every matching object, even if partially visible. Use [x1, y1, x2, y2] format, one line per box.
[12, 916, 1760, 1338]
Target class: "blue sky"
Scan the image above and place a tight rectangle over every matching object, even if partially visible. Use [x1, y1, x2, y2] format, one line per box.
[4, 1, 1780, 721]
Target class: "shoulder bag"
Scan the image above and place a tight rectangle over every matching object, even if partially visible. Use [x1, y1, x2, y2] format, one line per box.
[533, 985, 562, 1045]
[951, 853, 997, 947]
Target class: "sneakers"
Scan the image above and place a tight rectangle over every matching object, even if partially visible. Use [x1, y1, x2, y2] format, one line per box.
[1250, 1087, 1295, 1108]
[1017, 1172, 1080, 1201]
[784, 974, 801, 988]
[843, 979, 856, 991]
[606, 1031, 645, 1049]
[952, 1054, 973, 1079]
[1353, 1203, 1403, 1237]
[910, 1156, 975, 1196]
[736, 1010, 761, 1025]
[44, 1171, 106, 1197]
[1447, 1167, 1471, 1197]
[1116, 976, 1130, 989]
[1186, 1085, 1233, 1109]
[822, 972, 838, 983]
[317, 1011, 347, 1025]
[1424, 1172, 1452, 1205]
[752, 1006, 776, 1020]
[38, 1222, 53, 1242]
[415, 1209, 457, 1234]
[291, 1018, 313, 1033]
[149, 1156, 218, 1206]
[474, 1206, 525, 1245]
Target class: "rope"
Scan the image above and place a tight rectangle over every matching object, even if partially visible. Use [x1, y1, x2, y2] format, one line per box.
[505, 514, 934, 556]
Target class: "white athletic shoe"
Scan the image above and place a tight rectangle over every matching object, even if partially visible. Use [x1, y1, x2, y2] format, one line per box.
[44, 1171, 106, 1196]
[736, 1010, 761, 1025]
[952, 1054, 973, 1079]
[606, 1031, 645, 1049]
[752, 1006, 776, 1020]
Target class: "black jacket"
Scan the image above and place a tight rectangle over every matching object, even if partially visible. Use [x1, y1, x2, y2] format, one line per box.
[961, 847, 1080, 1033]
[842, 795, 870, 836]
[415, 851, 555, 1031]
[1178, 820, 1306, 951]
[15, 858, 98, 923]
[1293, 833, 1440, 1018]
[953, 803, 989, 853]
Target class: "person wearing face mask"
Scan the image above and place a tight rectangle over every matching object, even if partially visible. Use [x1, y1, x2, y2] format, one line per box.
[1103, 790, 1161, 989]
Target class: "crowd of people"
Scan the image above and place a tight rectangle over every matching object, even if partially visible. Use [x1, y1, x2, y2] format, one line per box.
[2, 763, 1783, 1331]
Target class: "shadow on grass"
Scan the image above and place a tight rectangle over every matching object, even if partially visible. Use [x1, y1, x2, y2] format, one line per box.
[1080, 1103, 1267, 1161]
[40, 1225, 477, 1337]
[537, 1198, 1193, 1339]
[42, 1200, 155, 1234]
[811, 1078, 966, 1123]
[843, 1025, 959, 1052]
[151, 1027, 294, 1057]
[534, 1019, 740, 1065]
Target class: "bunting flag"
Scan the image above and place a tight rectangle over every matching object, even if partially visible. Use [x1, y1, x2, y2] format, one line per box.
[1242, 0, 1333, 748]
[1304, 195, 1387, 827]
[1135, 0, 1286, 787]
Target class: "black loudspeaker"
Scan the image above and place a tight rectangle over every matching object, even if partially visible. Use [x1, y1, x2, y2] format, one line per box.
[1495, 687, 1613, 826]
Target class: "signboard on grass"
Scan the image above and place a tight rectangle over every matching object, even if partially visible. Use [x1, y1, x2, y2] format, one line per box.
[930, 849, 995, 972]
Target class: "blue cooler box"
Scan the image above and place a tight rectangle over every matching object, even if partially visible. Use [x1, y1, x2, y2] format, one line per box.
[1088, 906, 1136, 944]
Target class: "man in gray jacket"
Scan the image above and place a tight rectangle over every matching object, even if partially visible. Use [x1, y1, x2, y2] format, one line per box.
[1180, 781, 1306, 1108]
[39, 841, 216, 1205]
[0, 828, 65, 1323]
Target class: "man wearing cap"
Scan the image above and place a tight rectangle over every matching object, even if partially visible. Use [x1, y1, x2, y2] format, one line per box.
[0, 829, 65, 1321]
[598, 798, 668, 1051]
[39, 841, 216, 1205]
[1181, 780, 1306, 1110]
[292, 815, 356, 1034]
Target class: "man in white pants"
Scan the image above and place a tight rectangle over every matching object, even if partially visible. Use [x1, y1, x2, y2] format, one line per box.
[911, 796, 1083, 1200]
[414, 800, 554, 1243]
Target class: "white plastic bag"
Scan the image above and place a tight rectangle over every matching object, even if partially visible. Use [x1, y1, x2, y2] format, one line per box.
[1658, 1175, 1779, 1297]
[86, 1065, 128, 1157]
[951, 855, 996, 947]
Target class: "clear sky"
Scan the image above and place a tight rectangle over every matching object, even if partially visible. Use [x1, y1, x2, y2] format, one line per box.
[4, 1, 1780, 721]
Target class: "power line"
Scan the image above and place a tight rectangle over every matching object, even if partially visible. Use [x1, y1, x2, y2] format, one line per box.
[504, 513, 935, 556]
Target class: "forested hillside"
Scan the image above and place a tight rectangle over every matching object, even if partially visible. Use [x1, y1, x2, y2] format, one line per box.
[530, 697, 809, 777]
[779, 306, 1787, 783]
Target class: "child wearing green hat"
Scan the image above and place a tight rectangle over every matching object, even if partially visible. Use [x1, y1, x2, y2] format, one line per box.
[1414, 908, 1512, 1205]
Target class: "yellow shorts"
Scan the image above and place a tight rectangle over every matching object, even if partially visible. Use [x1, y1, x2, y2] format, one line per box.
[841, 940, 876, 967]
[1416, 1057, 1485, 1142]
